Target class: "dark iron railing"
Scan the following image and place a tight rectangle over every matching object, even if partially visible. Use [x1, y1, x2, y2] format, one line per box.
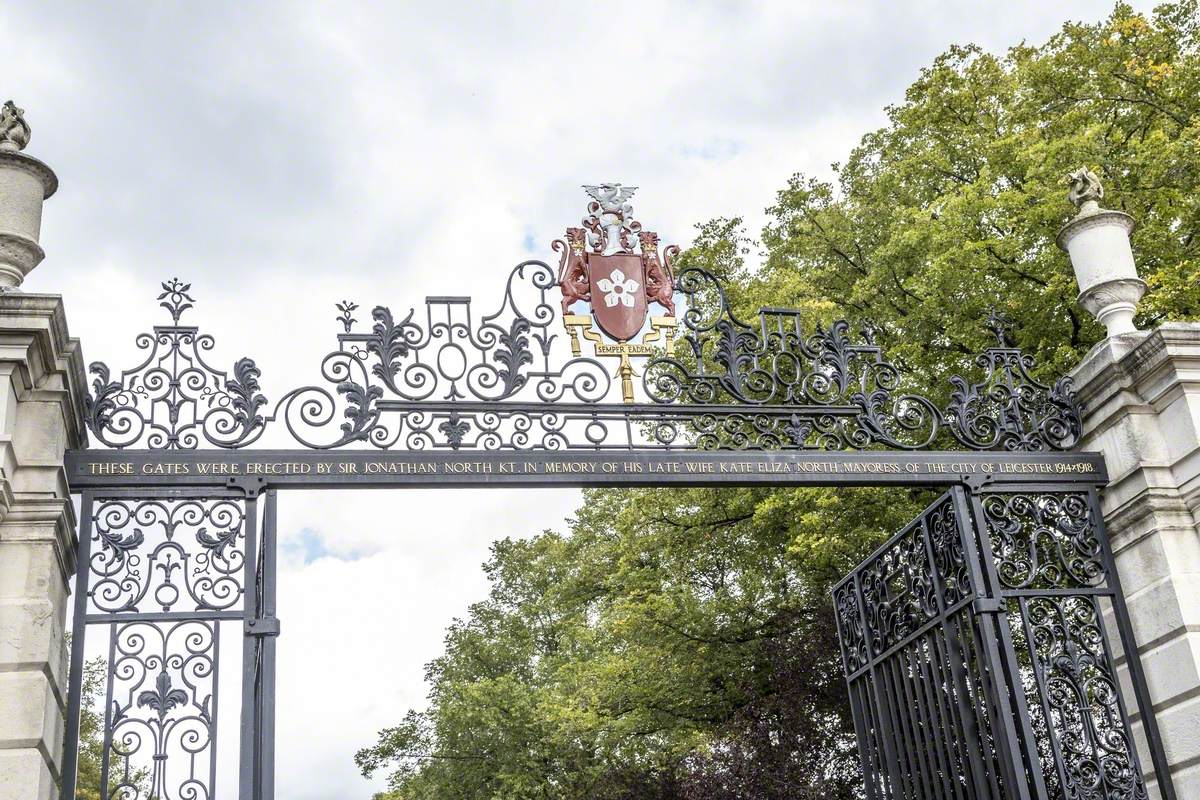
[81, 270, 1080, 453]
[834, 486, 1171, 800]
[62, 490, 278, 800]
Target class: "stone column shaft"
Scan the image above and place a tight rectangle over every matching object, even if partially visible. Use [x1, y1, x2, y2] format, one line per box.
[0, 295, 86, 800]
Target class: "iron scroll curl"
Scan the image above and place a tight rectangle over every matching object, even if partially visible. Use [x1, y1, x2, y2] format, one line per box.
[83, 266, 1082, 453]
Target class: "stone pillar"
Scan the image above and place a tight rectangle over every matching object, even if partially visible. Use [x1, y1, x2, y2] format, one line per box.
[0, 104, 88, 800]
[1062, 169, 1200, 798]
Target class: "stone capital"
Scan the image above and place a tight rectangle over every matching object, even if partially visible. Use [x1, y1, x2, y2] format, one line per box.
[0, 151, 57, 201]
[1055, 208, 1135, 251]
[0, 294, 87, 570]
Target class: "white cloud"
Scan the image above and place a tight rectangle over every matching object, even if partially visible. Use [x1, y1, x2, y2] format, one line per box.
[16, 1, 1152, 796]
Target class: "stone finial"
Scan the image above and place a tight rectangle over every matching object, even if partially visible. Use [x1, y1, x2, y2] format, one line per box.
[1066, 167, 1103, 216]
[1057, 165, 1144, 341]
[0, 100, 57, 288]
[0, 101, 30, 153]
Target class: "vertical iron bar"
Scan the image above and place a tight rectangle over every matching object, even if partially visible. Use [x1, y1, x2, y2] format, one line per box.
[238, 494, 260, 800]
[259, 490, 278, 800]
[935, 633, 968, 800]
[61, 491, 94, 800]
[835, 582, 879, 800]
[902, 643, 941, 800]
[956, 612, 1004, 799]
[99, 621, 118, 799]
[927, 643, 955, 800]
[878, 654, 915, 799]
[210, 622, 222, 796]
[910, 638, 952, 800]
[964, 487, 1051, 800]
[952, 485, 1035, 800]
[845, 676, 877, 800]
[914, 515, 955, 800]
[930, 628, 977, 799]
[857, 571, 903, 798]
[894, 646, 935, 799]
[863, 680, 889, 800]
[1089, 488, 1179, 800]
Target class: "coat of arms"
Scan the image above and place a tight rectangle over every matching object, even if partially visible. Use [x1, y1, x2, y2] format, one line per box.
[554, 184, 678, 401]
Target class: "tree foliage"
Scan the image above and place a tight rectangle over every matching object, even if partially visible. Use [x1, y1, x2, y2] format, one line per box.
[358, 487, 927, 799]
[359, 4, 1200, 798]
[758, 1, 1200, 382]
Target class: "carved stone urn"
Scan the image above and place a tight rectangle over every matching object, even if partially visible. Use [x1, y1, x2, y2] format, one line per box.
[1056, 167, 1144, 338]
[0, 101, 57, 289]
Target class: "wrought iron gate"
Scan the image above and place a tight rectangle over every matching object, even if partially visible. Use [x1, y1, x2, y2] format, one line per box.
[834, 485, 1173, 800]
[62, 488, 277, 800]
[58, 188, 1177, 799]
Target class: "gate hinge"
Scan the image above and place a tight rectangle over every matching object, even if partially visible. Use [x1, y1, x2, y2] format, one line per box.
[245, 616, 280, 637]
[971, 597, 1003, 615]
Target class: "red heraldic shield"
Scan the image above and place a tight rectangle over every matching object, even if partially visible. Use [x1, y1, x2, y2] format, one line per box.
[586, 254, 648, 341]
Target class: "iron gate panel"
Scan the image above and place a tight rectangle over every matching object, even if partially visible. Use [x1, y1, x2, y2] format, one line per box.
[835, 485, 1170, 800]
[61, 488, 277, 800]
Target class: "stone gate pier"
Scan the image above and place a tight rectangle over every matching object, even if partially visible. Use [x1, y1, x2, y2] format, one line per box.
[1062, 172, 1200, 799]
[0, 104, 87, 800]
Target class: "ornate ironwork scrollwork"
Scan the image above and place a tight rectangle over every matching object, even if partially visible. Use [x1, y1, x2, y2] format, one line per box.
[85, 279, 268, 449]
[1023, 596, 1147, 800]
[981, 492, 1106, 590]
[837, 492, 976, 665]
[89, 498, 246, 614]
[644, 269, 945, 450]
[83, 267, 1082, 453]
[833, 581, 867, 674]
[944, 311, 1082, 451]
[103, 620, 219, 800]
[926, 496, 972, 605]
[858, 523, 939, 654]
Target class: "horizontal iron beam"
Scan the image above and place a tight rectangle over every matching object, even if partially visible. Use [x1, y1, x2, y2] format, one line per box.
[373, 400, 864, 416]
[66, 449, 1108, 491]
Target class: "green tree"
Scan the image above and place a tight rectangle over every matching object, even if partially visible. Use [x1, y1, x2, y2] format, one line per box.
[359, 3, 1200, 797]
[759, 1, 1200, 382]
[74, 657, 109, 800]
[359, 487, 924, 799]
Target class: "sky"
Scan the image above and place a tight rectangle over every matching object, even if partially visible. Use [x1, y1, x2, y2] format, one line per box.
[0, 1, 1149, 797]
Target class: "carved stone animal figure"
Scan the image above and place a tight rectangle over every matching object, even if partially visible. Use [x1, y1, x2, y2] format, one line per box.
[554, 228, 591, 315]
[639, 231, 676, 316]
[1066, 167, 1103, 211]
[0, 101, 30, 152]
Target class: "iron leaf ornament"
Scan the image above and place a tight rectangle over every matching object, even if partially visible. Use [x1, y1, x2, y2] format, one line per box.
[82, 189, 1082, 453]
